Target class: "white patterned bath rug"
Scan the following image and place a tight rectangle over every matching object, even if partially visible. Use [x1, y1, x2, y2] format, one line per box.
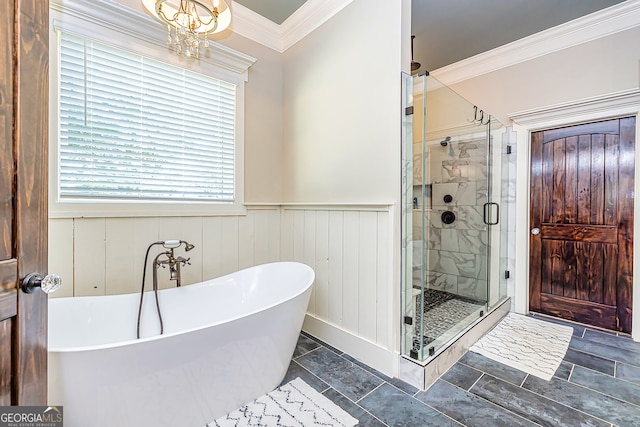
[469, 313, 573, 381]
[209, 377, 359, 427]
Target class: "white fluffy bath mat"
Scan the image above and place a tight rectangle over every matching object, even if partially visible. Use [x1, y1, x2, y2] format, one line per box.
[209, 377, 358, 427]
[469, 313, 573, 381]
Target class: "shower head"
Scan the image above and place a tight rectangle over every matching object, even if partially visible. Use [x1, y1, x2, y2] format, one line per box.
[440, 136, 451, 147]
[183, 241, 195, 252]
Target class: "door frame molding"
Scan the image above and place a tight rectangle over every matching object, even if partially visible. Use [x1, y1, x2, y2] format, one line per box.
[510, 88, 640, 341]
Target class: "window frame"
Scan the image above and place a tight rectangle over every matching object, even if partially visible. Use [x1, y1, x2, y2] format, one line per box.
[49, 0, 256, 218]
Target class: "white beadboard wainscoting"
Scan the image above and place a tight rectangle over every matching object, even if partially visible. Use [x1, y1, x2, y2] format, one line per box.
[48, 204, 399, 375]
[48, 207, 282, 298]
[280, 205, 398, 375]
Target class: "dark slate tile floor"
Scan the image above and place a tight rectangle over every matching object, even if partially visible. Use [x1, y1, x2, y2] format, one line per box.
[282, 314, 640, 427]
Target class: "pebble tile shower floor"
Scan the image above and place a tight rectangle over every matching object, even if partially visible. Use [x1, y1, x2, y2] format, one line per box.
[282, 314, 640, 426]
[413, 289, 485, 351]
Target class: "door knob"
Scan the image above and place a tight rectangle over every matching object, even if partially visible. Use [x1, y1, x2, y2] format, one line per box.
[531, 228, 540, 235]
[22, 273, 62, 294]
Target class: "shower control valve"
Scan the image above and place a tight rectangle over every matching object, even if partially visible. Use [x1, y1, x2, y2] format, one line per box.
[441, 210, 456, 225]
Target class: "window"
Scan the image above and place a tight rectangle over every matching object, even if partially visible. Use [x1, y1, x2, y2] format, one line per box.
[58, 32, 236, 203]
[49, 2, 255, 217]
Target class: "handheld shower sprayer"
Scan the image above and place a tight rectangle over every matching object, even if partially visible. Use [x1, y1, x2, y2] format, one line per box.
[161, 240, 195, 251]
[162, 240, 181, 249]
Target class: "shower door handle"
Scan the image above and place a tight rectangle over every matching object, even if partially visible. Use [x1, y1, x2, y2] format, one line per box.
[483, 202, 499, 225]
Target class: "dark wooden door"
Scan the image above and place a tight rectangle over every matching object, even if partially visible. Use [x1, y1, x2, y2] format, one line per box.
[530, 117, 635, 333]
[0, 0, 49, 405]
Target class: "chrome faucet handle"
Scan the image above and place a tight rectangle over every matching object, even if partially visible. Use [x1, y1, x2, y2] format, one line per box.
[175, 256, 191, 266]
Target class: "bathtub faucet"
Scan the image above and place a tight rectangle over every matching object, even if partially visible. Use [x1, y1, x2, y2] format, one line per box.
[154, 251, 191, 287]
[137, 239, 196, 338]
[153, 240, 195, 287]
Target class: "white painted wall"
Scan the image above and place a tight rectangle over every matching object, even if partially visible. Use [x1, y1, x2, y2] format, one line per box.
[223, 33, 285, 203]
[281, 0, 403, 204]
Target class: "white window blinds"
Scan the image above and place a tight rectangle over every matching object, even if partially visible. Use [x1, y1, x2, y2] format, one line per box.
[58, 32, 236, 202]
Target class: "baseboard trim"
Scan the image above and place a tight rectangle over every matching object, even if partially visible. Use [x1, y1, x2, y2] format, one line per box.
[302, 314, 397, 378]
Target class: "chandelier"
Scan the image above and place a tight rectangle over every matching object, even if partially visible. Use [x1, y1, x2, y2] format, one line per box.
[142, 0, 232, 58]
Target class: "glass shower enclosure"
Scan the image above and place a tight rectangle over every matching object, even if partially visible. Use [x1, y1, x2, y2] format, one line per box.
[401, 72, 511, 362]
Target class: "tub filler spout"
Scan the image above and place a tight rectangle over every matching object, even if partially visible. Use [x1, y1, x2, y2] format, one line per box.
[155, 251, 191, 287]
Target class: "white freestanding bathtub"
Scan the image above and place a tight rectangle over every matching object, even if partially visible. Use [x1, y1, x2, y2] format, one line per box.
[48, 262, 314, 427]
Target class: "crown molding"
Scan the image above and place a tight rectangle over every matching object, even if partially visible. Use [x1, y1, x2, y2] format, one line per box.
[232, 2, 284, 51]
[432, 0, 640, 85]
[232, 0, 353, 52]
[280, 0, 354, 51]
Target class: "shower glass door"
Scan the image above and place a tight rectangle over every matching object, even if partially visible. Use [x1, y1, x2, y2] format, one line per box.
[402, 72, 508, 362]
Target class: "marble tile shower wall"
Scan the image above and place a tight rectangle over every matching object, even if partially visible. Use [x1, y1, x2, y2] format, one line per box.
[413, 137, 489, 302]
